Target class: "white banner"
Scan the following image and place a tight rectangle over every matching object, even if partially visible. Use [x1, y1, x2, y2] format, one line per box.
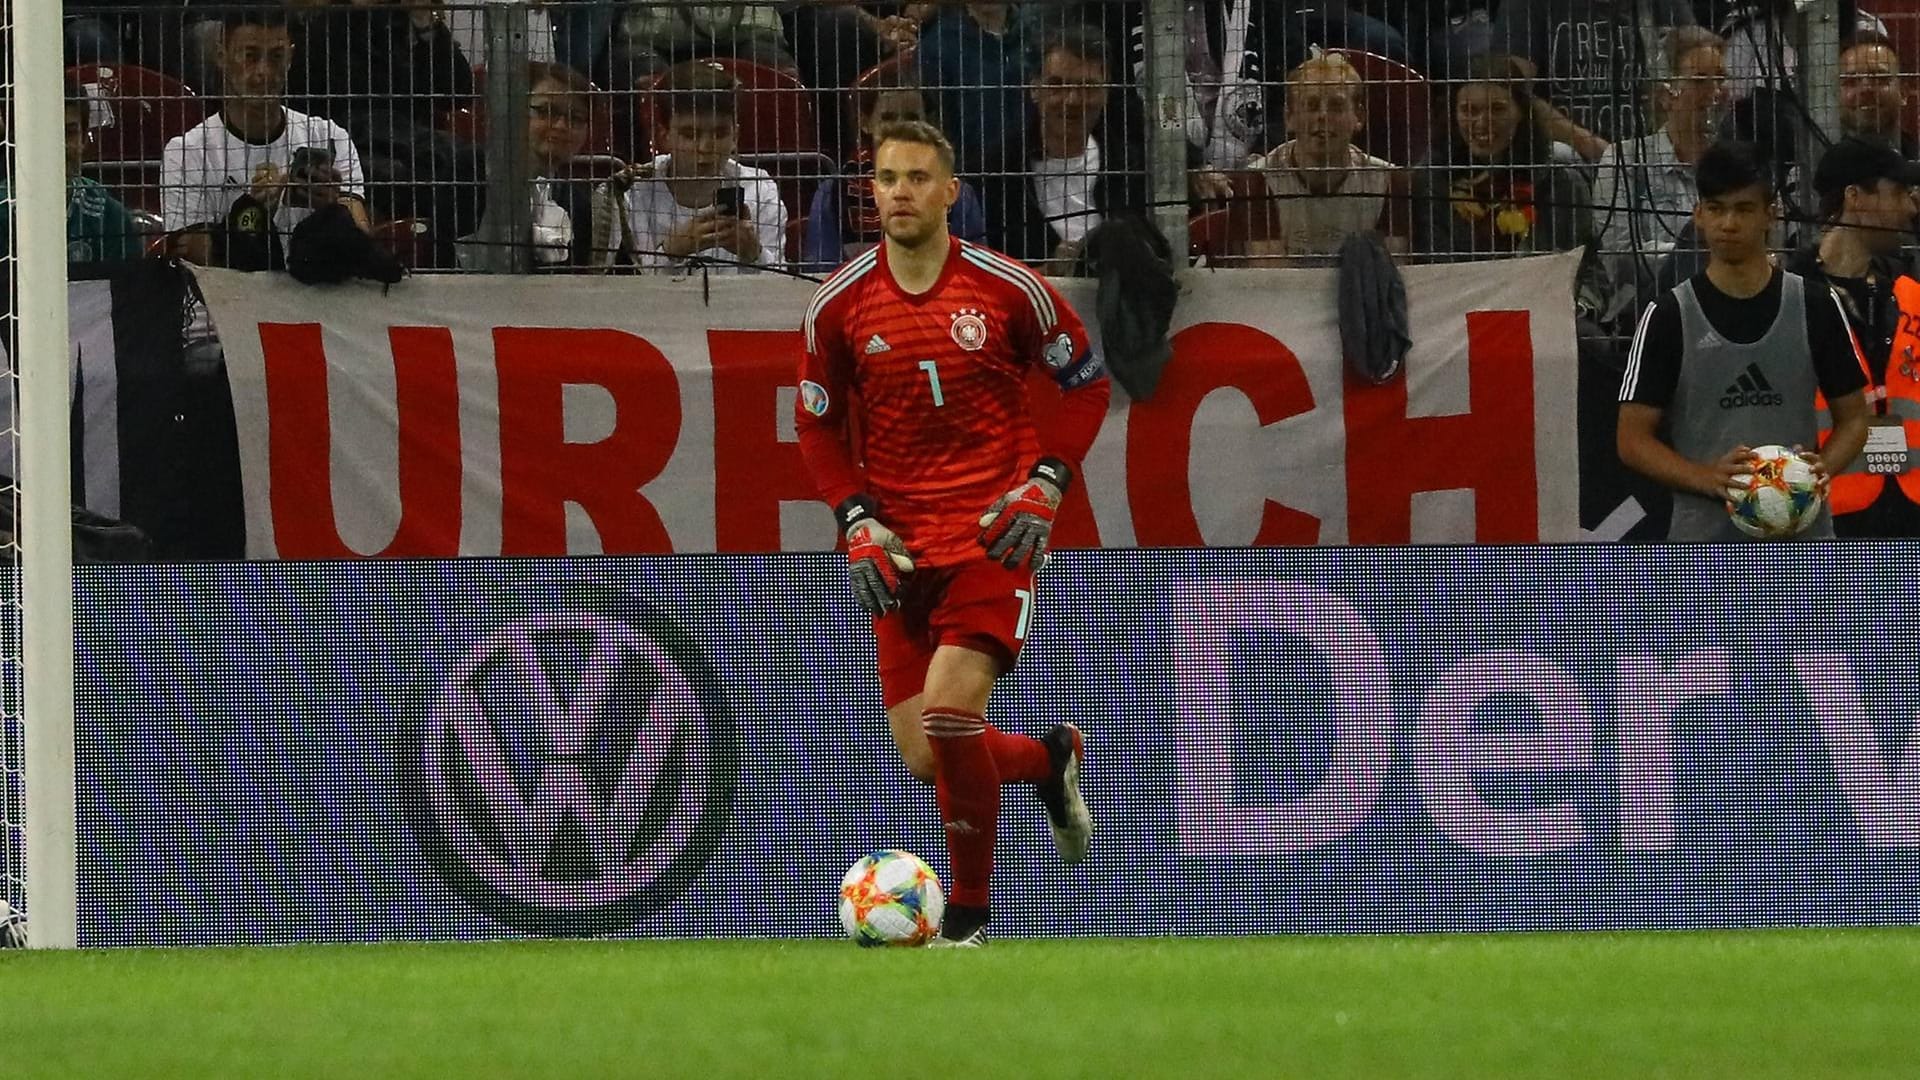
[192, 253, 1581, 558]
[1, 279, 118, 511]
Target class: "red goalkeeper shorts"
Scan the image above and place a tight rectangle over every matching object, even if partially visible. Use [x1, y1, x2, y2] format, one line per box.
[873, 558, 1039, 709]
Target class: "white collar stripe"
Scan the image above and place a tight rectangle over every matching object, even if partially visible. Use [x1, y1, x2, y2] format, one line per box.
[960, 247, 1056, 330]
[804, 249, 880, 353]
[961, 244, 1056, 325]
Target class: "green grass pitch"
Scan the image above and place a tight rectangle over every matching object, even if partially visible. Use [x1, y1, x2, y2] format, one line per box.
[5, 930, 1918, 1078]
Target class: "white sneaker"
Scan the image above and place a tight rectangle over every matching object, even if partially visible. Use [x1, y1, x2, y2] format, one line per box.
[1036, 723, 1094, 864]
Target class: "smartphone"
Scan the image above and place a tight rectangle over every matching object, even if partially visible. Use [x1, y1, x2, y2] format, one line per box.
[288, 146, 335, 181]
[713, 185, 748, 218]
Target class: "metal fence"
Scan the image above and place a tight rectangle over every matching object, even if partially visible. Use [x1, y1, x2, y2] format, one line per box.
[53, 0, 1881, 334]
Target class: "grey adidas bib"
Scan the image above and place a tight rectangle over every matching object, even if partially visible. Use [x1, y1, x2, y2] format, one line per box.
[1666, 271, 1832, 542]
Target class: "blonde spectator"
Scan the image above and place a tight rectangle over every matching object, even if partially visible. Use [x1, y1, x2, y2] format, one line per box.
[1244, 52, 1409, 263]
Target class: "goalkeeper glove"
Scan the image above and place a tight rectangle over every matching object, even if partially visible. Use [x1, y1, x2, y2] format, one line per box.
[978, 458, 1069, 570]
[839, 495, 915, 615]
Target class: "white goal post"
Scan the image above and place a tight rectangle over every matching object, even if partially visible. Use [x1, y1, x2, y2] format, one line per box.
[6, 0, 78, 949]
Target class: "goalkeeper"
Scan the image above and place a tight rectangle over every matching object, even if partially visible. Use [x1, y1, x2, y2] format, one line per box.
[794, 121, 1110, 947]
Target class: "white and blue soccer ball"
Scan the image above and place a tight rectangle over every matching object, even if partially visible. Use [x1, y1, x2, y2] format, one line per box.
[838, 849, 944, 947]
[1725, 444, 1825, 539]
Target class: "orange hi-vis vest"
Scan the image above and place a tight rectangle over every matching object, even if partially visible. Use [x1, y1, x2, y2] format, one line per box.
[1817, 274, 1920, 514]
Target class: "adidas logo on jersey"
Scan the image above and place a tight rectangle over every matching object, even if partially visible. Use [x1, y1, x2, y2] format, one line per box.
[865, 335, 891, 354]
[1719, 363, 1784, 409]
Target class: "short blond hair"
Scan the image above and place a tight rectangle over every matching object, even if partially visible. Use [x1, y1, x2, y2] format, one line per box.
[873, 120, 956, 176]
[1287, 52, 1364, 107]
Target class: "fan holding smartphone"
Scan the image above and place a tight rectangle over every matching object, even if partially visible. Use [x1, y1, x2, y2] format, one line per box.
[622, 63, 787, 271]
[284, 147, 343, 209]
[712, 185, 746, 218]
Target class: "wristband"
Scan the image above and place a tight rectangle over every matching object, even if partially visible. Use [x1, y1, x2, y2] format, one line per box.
[1030, 457, 1073, 494]
[835, 493, 880, 529]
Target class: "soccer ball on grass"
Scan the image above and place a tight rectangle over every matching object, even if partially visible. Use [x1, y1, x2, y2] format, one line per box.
[0, 898, 24, 949]
[1725, 444, 1825, 539]
[839, 850, 944, 947]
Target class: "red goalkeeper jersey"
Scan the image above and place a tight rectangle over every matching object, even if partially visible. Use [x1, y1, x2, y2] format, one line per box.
[796, 237, 1112, 566]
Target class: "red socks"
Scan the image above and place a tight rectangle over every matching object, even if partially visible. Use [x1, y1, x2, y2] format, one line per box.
[982, 725, 1051, 783]
[918, 710, 1052, 907]
[922, 707, 1000, 907]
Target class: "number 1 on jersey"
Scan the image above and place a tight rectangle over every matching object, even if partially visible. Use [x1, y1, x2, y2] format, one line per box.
[918, 359, 945, 407]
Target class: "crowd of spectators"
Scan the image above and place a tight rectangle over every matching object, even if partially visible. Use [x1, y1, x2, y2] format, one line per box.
[29, 0, 1920, 540]
[47, 6, 1900, 249]
[39, 2, 1920, 318]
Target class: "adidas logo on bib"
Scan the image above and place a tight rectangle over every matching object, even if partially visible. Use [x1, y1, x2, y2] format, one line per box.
[1719, 362, 1784, 409]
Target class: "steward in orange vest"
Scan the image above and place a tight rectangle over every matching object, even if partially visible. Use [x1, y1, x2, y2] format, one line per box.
[1787, 138, 1920, 537]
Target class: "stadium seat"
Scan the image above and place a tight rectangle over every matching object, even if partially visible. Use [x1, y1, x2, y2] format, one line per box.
[67, 64, 208, 214]
[372, 218, 433, 270]
[1187, 173, 1266, 258]
[565, 154, 632, 180]
[742, 153, 839, 220]
[1323, 50, 1432, 167]
[1222, 169, 1264, 200]
[127, 209, 167, 258]
[67, 64, 205, 163]
[1187, 207, 1237, 263]
[130, 209, 170, 258]
[443, 104, 485, 148]
[640, 58, 821, 156]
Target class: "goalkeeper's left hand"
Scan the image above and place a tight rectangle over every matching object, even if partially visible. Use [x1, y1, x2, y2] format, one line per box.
[978, 458, 1070, 569]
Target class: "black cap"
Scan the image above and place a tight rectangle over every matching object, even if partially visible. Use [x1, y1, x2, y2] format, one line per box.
[1813, 137, 1920, 198]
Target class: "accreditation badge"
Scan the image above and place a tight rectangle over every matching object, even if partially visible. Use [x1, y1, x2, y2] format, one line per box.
[1863, 416, 1911, 475]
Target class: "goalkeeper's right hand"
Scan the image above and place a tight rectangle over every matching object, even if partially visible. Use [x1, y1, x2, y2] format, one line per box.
[839, 495, 916, 615]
